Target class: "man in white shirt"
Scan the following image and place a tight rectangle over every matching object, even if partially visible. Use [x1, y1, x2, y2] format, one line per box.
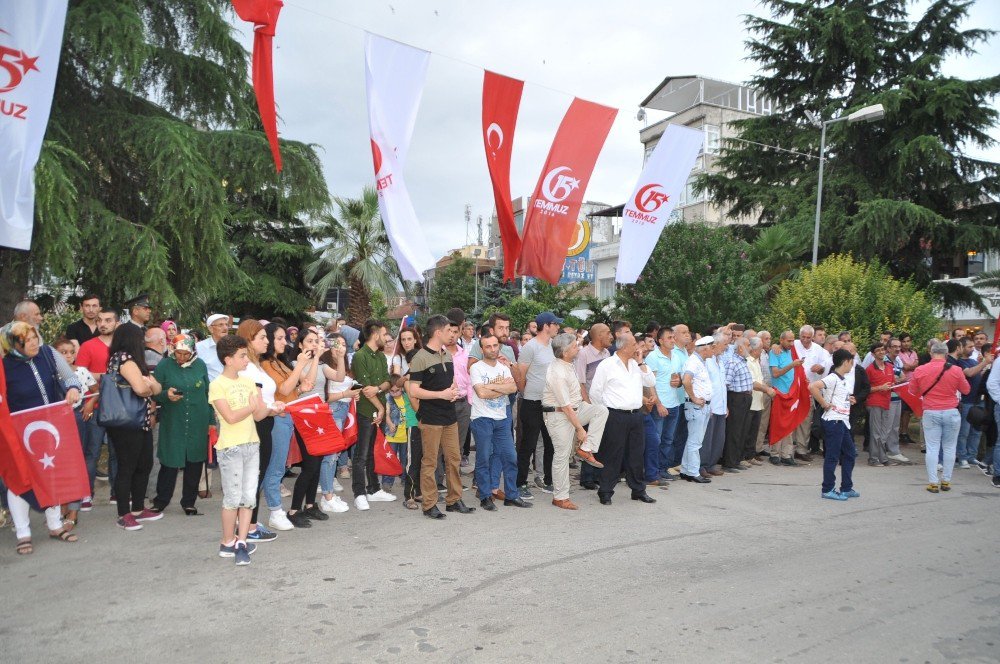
[680, 336, 715, 483]
[792, 324, 827, 461]
[590, 332, 657, 504]
[196, 313, 230, 382]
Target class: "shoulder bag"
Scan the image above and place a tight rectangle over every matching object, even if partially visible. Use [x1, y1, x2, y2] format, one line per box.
[96, 365, 148, 429]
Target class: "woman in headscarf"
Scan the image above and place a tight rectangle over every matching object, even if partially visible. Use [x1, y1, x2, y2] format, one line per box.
[150, 334, 211, 515]
[160, 320, 178, 339]
[1, 322, 84, 554]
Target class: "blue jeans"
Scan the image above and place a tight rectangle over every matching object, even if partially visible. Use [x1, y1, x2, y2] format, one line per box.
[956, 402, 983, 463]
[923, 408, 960, 484]
[80, 416, 116, 495]
[657, 407, 681, 476]
[670, 409, 688, 468]
[681, 403, 710, 476]
[470, 416, 519, 500]
[382, 442, 408, 487]
[320, 401, 350, 494]
[821, 419, 855, 493]
[263, 412, 294, 510]
[643, 413, 661, 483]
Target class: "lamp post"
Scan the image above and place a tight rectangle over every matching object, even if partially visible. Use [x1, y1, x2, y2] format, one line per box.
[473, 248, 482, 313]
[809, 103, 886, 266]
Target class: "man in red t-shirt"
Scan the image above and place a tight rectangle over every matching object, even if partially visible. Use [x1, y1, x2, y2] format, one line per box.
[865, 343, 895, 466]
[76, 308, 118, 506]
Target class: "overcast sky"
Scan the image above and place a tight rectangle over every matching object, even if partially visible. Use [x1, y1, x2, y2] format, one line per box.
[234, 0, 1000, 260]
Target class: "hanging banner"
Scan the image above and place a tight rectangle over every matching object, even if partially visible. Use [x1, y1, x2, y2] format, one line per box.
[560, 217, 594, 284]
[482, 71, 523, 282]
[231, 0, 284, 172]
[0, 0, 68, 250]
[364, 33, 435, 282]
[616, 124, 704, 283]
[517, 98, 617, 285]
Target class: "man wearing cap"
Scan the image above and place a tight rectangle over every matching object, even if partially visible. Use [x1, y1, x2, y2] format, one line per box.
[589, 332, 657, 504]
[124, 294, 152, 329]
[515, 312, 561, 498]
[680, 335, 716, 483]
[196, 314, 229, 382]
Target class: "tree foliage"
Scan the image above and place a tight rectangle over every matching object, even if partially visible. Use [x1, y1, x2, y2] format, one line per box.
[526, 280, 589, 318]
[699, 0, 1000, 309]
[762, 254, 941, 348]
[428, 254, 475, 315]
[616, 223, 765, 335]
[479, 260, 517, 312]
[482, 297, 546, 334]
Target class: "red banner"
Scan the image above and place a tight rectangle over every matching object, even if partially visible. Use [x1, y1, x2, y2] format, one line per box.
[285, 396, 348, 456]
[343, 399, 358, 446]
[769, 347, 812, 443]
[10, 401, 89, 508]
[892, 384, 923, 417]
[482, 71, 524, 282]
[373, 427, 403, 476]
[517, 97, 617, 284]
[0, 361, 33, 496]
[231, 0, 283, 172]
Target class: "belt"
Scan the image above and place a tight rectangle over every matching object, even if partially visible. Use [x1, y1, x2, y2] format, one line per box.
[541, 406, 577, 413]
[727, 390, 752, 395]
[608, 407, 642, 414]
[685, 399, 711, 405]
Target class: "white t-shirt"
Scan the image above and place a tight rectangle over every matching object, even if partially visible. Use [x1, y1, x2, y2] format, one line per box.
[819, 372, 852, 426]
[239, 361, 277, 408]
[683, 353, 713, 401]
[327, 376, 355, 403]
[469, 360, 512, 420]
[795, 339, 831, 382]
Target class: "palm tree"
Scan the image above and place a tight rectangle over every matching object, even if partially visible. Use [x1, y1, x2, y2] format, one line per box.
[749, 224, 808, 296]
[307, 187, 401, 326]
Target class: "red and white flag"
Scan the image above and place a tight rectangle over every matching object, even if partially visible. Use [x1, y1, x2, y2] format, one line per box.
[518, 98, 617, 284]
[231, 0, 283, 172]
[0, 0, 68, 250]
[482, 71, 523, 282]
[285, 395, 348, 457]
[364, 33, 434, 282]
[616, 124, 704, 283]
[0, 360, 33, 497]
[9, 401, 89, 508]
[373, 427, 403, 476]
[343, 399, 359, 446]
[892, 383, 923, 417]
[769, 347, 812, 443]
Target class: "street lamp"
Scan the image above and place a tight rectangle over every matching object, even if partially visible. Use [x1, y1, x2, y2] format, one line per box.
[809, 103, 885, 266]
[473, 248, 482, 313]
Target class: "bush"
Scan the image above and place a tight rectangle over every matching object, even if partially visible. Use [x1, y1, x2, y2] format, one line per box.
[762, 254, 941, 348]
[481, 297, 546, 333]
[615, 222, 766, 334]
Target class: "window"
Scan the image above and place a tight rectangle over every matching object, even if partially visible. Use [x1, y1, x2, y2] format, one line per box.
[598, 278, 616, 301]
[643, 143, 656, 164]
[704, 124, 720, 154]
[681, 175, 705, 206]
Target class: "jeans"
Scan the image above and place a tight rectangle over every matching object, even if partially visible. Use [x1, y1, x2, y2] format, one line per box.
[263, 412, 293, 510]
[352, 415, 379, 497]
[320, 401, 349, 494]
[957, 402, 983, 463]
[821, 419, 855, 494]
[671, 409, 688, 468]
[382, 443, 409, 487]
[217, 442, 260, 510]
[681, 403, 711, 476]
[643, 413, 661, 483]
[923, 408, 960, 484]
[81, 417, 116, 495]
[656, 407, 681, 476]
[471, 416, 519, 500]
[516, 399, 553, 487]
[251, 416, 273, 525]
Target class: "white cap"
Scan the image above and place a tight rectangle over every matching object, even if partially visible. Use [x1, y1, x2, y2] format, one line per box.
[206, 314, 228, 327]
[695, 336, 714, 347]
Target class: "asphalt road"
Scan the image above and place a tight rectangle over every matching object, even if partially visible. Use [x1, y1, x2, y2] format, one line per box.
[3, 451, 998, 663]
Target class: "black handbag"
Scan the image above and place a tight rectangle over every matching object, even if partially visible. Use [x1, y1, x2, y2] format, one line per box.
[96, 370, 147, 429]
[966, 404, 989, 432]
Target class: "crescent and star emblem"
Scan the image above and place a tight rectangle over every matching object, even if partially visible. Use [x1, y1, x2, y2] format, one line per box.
[22, 420, 60, 470]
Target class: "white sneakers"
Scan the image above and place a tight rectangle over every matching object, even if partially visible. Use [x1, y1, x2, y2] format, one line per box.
[332, 478, 344, 492]
[354, 495, 370, 511]
[268, 511, 295, 531]
[367, 489, 397, 502]
[887, 453, 909, 463]
[320, 496, 349, 513]
[958, 460, 971, 469]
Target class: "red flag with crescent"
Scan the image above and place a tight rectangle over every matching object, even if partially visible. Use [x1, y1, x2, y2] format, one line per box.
[231, 0, 283, 171]
[0, 360, 33, 496]
[517, 97, 617, 284]
[482, 71, 523, 282]
[343, 399, 359, 446]
[769, 347, 812, 443]
[9, 401, 89, 508]
[373, 427, 403, 476]
[285, 395, 348, 456]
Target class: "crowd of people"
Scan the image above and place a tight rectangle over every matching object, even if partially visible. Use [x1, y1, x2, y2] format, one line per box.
[2, 294, 999, 564]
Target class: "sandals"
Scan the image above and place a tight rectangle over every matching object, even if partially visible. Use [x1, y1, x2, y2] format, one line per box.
[49, 528, 79, 543]
[16, 538, 33, 555]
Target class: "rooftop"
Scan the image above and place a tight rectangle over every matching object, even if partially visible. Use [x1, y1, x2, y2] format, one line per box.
[641, 75, 774, 116]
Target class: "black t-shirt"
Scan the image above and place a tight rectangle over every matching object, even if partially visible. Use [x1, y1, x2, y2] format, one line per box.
[409, 347, 457, 425]
[66, 319, 98, 346]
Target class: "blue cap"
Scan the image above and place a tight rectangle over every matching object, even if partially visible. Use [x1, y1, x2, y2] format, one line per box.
[535, 311, 564, 327]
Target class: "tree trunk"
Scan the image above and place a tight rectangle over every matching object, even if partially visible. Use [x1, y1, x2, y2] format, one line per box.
[0, 248, 31, 319]
[346, 276, 371, 328]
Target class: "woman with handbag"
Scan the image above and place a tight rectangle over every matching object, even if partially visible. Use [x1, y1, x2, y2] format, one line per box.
[150, 334, 211, 515]
[101, 323, 162, 531]
[1, 322, 84, 554]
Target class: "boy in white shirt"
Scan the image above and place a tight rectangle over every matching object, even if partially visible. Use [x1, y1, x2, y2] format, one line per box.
[809, 349, 858, 502]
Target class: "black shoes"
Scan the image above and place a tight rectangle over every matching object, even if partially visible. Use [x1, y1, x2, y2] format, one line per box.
[680, 473, 711, 483]
[480, 498, 497, 511]
[286, 511, 312, 528]
[503, 498, 532, 508]
[599, 495, 613, 505]
[721, 467, 742, 473]
[631, 492, 656, 503]
[780, 457, 799, 467]
[580, 482, 598, 490]
[769, 456, 781, 465]
[445, 500, 475, 514]
[302, 505, 329, 521]
[423, 506, 446, 519]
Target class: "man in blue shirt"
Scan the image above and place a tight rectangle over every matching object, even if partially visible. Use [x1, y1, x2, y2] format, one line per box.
[645, 326, 683, 485]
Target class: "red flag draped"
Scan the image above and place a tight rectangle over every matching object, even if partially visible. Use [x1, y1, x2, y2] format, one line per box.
[482, 71, 524, 282]
[9, 401, 89, 508]
[517, 98, 617, 284]
[0, 361, 33, 497]
[373, 427, 403, 476]
[285, 396, 348, 456]
[769, 347, 811, 443]
[231, 0, 283, 171]
[892, 384, 924, 417]
[343, 399, 358, 446]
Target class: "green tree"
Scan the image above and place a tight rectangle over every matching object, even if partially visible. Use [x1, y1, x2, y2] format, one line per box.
[615, 223, 765, 334]
[482, 297, 546, 333]
[0, 0, 331, 319]
[750, 225, 809, 297]
[526, 280, 589, 318]
[428, 254, 475, 315]
[700, 0, 1000, 310]
[479, 260, 517, 311]
[763, 254, 940, 348]
[370, 288, 389, 320]
[308, 187, 401, 327]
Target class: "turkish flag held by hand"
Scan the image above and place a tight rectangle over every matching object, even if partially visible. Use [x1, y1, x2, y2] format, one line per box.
[373, 427, 403, 476]
[892, 384, 923, 417]
[0, 361, 33, 497]
[769, 347, 812, 443]
[10, 402, 89, 508]
[343, 399, 359, 446]
[285, 396, 348, 456]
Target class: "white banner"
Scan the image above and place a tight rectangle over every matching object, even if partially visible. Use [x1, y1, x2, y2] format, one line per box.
[364, 33, 434, 282]
[0, 0, 68, 250]
[615, 124, 704, 283]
